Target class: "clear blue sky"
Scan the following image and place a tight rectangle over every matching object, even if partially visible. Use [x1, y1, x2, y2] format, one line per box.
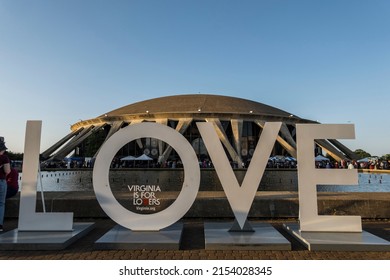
[1, 0, 389, 156]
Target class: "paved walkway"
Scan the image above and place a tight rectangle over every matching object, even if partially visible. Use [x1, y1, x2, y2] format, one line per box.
[1, 218, 390, 260]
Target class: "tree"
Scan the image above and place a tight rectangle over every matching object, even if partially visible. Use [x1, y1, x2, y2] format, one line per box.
[81, 130, 106, 157]
[381, 154, 390, 161]
[354, 149, 371, 159]
[6, 151, 23, 161]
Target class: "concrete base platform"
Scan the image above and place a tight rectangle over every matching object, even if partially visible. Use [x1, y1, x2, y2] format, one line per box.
[95, 223, 183, 250]
[0, 222, 95, 250]
[283, 223, 390, 251]
[204, 222, 291, 250]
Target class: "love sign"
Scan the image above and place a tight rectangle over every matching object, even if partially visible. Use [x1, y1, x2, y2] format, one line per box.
[18, 121, 361, 233]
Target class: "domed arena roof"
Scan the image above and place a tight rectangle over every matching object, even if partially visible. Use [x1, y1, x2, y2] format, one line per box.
[100, 94, 296, 119]
[42, 94, 357, 164]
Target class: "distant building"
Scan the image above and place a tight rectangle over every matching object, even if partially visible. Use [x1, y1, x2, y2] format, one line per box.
[41, 94, 356, 166]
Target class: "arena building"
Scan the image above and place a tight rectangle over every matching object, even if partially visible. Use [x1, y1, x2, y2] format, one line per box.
[41, 94, 357, 166]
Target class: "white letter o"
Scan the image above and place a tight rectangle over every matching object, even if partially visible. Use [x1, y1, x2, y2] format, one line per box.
[92, 122, 200, 231]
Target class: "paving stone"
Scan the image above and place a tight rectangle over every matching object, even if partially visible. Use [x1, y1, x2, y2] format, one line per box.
[1, 218, 390, 260]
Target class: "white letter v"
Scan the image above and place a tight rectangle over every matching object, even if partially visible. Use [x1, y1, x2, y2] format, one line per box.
[197, 122, 282, 229]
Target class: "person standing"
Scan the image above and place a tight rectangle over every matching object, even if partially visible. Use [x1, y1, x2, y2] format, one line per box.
[6, 163, 19, 199]
[0, 139, 11, 231]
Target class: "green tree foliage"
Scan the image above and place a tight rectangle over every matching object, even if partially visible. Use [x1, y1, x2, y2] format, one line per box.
[6, 151, 23, 161]
[82, 129, 106, 157]
[354, 149, 371, 159]
[381, 154, 390, 161]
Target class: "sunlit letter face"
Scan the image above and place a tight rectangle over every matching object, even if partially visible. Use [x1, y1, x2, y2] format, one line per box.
[18, 121, 73, 231]
[93, 122, 200, 231]
[296, 124, 362, 232]
[198, 122, 282, 229]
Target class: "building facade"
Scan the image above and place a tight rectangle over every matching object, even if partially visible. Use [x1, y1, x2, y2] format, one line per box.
[41, 94, 357, 166]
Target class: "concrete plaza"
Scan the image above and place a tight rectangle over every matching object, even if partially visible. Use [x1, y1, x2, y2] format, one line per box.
[0, 218, 389, 260]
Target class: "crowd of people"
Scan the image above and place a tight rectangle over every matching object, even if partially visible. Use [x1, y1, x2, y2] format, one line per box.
[40, 155, 390, 170]
[262, 154, 390, 170]
[315, 158, 390, 170]
[261, 155, 390, 170]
